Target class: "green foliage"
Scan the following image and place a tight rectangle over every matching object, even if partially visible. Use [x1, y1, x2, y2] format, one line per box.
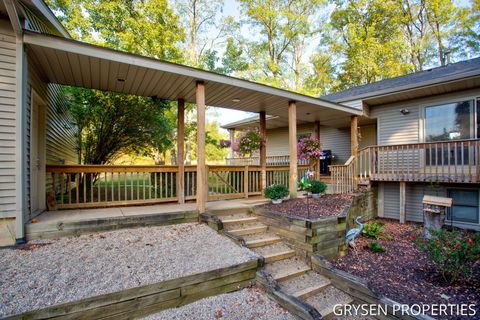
[297, 177, 311, 192]
[310, 180, 327, 194]
[63, 86, 174, 165]
[264, 184, 290, 200]
[368, 241, 385, 253]
[362, 221, 386, 240]
[413, 229, 480, 283]
[235, 130, 261, 157]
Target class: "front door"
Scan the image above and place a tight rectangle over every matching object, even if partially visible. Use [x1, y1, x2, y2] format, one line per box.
[30, 91, 46, 215]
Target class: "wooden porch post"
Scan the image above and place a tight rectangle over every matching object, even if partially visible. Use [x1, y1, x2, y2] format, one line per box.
[288, 101, 297, 198]
[350, 116, 359, 157]
[259, 111, 267, 190]
[196, 82, 206, 213]
[314, 121, 320, 177]
[177, 99, 185, 204]
[399, 181, 406, 224]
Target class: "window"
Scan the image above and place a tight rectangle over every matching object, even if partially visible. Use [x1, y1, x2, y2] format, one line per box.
[425, 101, 473, 142]
[447, 189, 479, 224]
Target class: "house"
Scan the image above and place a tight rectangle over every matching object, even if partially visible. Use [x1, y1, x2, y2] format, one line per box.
[223, 58, 480, 230]
[0, 0, 362, 245]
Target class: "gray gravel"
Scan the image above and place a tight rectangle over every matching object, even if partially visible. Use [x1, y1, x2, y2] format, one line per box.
[0, 223, 259, 317]
[143, 287, 295, 320]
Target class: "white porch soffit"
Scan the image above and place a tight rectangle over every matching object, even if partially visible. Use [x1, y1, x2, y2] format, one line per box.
[23, 31, 362, 127]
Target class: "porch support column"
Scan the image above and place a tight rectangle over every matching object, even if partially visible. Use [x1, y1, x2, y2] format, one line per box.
[314, 121, 320, 178]
[399, 181, 406, 224]
[196, 81, 206, 213]
[288, 101, 297, 198]
[177, 99, 185, 204]
[228, 129, 235, 158]
[350, 116, 359, 157]
[259, 111, 267, 190]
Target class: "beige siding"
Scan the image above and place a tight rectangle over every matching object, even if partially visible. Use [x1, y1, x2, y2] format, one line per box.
[370, 103, 419, 145]
[265, 123, 351, 164]
[0, 20, 17, 218]
[359, 124, 376, 149]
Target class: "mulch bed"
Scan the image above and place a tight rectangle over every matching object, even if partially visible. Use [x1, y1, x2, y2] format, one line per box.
[259, 194, 353, 219]
[334, 218, 480, 320]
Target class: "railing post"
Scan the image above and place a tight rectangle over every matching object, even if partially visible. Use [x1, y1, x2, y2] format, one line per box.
[177, 99, 185, 204]
[244, 165, 249, 198]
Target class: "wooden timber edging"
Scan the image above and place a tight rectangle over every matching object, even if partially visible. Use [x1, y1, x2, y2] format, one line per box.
[26, 210, 199, 240]
[256, 270, 322, 320]
[310, 254, 436, 320]
[5, 259, 260, 320]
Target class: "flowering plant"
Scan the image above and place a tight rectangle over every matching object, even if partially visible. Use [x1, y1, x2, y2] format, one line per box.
[233, 129, 261, 157]
[413, 228, 480, 283]
[297, 137, 322, 161]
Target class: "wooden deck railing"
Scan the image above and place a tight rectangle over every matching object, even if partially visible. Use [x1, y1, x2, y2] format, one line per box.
[225, 155, 309, 166]
[46, 164, 311, 209]
[329, 156, 356, 194]
[357, 139, 480, 183]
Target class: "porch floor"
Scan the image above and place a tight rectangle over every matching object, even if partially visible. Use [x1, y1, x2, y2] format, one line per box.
[26, 197, 268, 240]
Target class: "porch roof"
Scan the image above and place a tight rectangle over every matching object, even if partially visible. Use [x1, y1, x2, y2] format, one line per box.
[23, 31, 362, 128]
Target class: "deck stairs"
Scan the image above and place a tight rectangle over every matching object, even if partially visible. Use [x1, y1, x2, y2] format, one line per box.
[206, 208, 362, 320]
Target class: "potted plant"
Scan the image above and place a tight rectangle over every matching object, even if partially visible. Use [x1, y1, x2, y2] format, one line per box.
[310, 180, 327, 199]
[233, 129, 261, 157]
[297, 136, 322, 168]
[264, 184, 289, 204]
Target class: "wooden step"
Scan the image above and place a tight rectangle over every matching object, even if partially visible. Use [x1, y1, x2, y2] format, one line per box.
[263, 250, 296, 264]
[305, 286, 354, 319]
[292, 282, 331, 300]
[273, 266, 311, 282]
[221, 217, 258, 225]
[228, 225, 268, 236]
[245, 236, 281, 248]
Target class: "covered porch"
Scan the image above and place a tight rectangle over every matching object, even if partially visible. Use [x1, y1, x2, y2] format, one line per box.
[23, 30, 362, 222]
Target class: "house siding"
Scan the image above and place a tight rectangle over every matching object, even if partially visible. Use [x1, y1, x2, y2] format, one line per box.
[266, 124, 351, 164]
[0, 19, 17, 218]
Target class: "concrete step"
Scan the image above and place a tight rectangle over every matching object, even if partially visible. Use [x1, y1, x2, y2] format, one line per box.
[265, 257, 311, 282]
[228, 224, 268, 236]
[305, 286, 354, 319]
[279, 272, 331, 300]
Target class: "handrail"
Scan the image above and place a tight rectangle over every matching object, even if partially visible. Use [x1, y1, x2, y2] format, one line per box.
[357, 139, 480, 183]
[329, 156, 356, 194]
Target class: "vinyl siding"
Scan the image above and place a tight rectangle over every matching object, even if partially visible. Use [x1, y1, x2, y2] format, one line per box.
[0, 20, 17, 218]
[265, 124, 351, 164]
[370, 103, 419, 145]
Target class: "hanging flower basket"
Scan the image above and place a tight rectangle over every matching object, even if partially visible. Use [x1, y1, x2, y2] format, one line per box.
[297, 136, 322, 168]
[233, 129, 261, 157]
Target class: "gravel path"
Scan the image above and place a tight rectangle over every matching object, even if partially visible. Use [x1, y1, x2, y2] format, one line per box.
[144, 287, 295, 320]
[0, 223, 259, 317]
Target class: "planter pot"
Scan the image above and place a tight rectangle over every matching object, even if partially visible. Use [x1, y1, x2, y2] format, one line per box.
[312, 193, 321, 199]
[271, 199, 283, 204]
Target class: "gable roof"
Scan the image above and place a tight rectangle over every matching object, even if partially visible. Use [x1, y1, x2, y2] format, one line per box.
[321, 57, 480, 103]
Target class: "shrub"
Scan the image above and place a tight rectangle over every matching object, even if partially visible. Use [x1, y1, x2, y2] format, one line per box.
[368, 241, 385, 253]
[264, 184, 289, 200]
[310, 180, 327, 194]
[362, 221, 385, 240]
[414, 229, 480, 283]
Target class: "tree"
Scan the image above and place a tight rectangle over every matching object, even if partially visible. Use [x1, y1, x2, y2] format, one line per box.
[303, 53, 337, 96]
[63, 87, 174, 165]
[236, 0, 324, 88]
[328, 0, 412, 89]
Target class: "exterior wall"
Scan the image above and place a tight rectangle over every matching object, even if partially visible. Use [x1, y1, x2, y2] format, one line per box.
[359, 124, 376, 149]
[369, 88, 480, 145]
[379, 182, 480, 230]
[266, 123, 351, 164]
[0, 19, 17, 219]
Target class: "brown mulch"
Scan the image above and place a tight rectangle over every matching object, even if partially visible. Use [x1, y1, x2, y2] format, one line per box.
[334, 219, 480, 320]
[259, 194, 353, 220]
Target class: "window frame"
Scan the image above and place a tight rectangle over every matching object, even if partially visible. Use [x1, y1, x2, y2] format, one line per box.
[446, 188, 480, 225]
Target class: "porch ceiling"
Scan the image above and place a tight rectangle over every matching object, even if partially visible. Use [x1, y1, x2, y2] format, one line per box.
[23, 31, 362, 128]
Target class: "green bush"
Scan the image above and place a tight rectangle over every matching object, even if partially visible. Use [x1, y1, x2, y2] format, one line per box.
[414, 229, 480, 283]
[310, 180, 327, 194]
[264, 184, 289, 200]
[368, 241, 385, 253]
[362, 221, 385, 240]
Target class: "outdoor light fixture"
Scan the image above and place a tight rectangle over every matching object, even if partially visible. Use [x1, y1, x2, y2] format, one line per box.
[232, 98, 241, 102]
[400, 108, 410, 115]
